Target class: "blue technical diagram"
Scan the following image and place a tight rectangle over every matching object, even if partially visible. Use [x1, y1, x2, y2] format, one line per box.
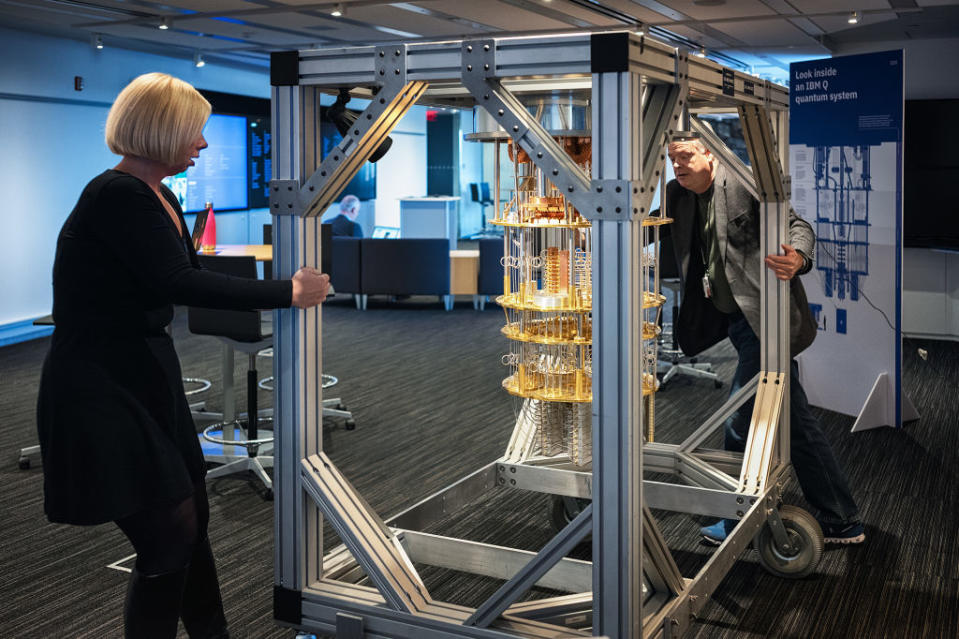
[813, 145, 871, 303]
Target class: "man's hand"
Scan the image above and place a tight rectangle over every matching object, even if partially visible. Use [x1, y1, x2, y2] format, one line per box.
[764, 244, 805, 281]
[291, 267, 330, 308]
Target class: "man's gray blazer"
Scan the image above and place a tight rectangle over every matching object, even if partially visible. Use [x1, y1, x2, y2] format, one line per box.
[664, 164, 818, 357]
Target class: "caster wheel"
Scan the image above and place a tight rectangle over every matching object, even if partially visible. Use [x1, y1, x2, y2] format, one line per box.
[264, 488, 274, 501]
[345, 419, 356, 431]
[714, 380, 724, 389]
[550, 496, 591, 531]
[18, 458, 30, 470]
[756, 505, 823, 578]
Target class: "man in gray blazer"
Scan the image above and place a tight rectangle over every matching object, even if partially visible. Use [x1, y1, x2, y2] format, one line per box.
[664, 132, 863, 545]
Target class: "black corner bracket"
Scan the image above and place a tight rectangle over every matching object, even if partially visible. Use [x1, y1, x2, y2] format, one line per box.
[274, 585, 303, 625]
[271, 51, 300, 86]
[591, 32, 631, 74]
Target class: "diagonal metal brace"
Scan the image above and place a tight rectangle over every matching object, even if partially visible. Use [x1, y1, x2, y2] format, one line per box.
[460, 40, 605, 215]
[280, 73, 428, 219]
[301, 453, 431, 614]
[466, 503, 593, 628]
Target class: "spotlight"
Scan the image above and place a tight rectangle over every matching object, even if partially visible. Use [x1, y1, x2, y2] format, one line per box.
[92, 33, 103, 50]
[634, 23, 645, 37]
[193, 52, 205, 68]
[695, 46, 706, 58]
[326, 88, 393, 163]
[158, 16, 171, 30]
[848, 11, 859, 24]
[330, 3, 344, 17]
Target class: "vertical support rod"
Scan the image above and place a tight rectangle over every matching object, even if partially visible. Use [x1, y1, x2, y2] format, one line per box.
[591, 70, 644, 639]
[272, 84, 323, 593]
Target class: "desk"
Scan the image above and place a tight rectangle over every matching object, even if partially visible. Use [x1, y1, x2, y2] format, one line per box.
[399, 197, 459, 249]
[205, 244, 273, 262]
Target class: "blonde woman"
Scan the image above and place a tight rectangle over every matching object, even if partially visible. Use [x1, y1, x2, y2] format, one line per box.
[36, 73, 329, 638]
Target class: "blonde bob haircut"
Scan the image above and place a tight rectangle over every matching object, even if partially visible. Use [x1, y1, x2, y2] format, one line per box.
[105, 73, 211, 166]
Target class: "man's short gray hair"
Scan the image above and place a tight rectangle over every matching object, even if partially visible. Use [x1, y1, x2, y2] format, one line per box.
[340, 194, 360, 214]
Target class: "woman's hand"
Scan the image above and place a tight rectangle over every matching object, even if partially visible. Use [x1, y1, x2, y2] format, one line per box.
[291, 267, 330, 308]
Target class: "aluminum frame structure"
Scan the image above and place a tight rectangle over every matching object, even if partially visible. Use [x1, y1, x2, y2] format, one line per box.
[269, 31, 809, 639]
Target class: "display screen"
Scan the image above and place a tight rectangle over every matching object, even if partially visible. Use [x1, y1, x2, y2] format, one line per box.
[249, 116, 271, 209]
[163, 113, 249, 213]
[903, 99, 959, 250]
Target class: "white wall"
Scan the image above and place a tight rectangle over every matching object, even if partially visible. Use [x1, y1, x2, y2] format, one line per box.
[0, 26, 269, 326]
[831, 37, 959, 99]
[0, 26, 427, 327]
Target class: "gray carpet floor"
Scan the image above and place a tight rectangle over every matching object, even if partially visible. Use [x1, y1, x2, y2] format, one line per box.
[1, 294, 957, 638]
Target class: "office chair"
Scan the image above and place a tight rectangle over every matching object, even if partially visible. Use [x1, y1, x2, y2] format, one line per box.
[188, 255, 276, 498]
[657, 227, 722, 389]
[469, 182, 496, 236]
[263, 222, 356, 429]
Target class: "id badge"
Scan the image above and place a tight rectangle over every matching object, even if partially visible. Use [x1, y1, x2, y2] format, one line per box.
[702, 274, 713, 299]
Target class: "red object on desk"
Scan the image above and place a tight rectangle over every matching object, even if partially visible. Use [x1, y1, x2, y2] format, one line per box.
[200, 202, 216, 253]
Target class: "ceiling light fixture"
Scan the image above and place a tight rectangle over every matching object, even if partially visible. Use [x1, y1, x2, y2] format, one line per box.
[92, 33, 103, 50]
[848, 11, 859, 24]
[193, 52, 205, 68]
[158, 17, 171, 30]
[695, 46, 706, 58]
[634, 23, 645, 36]
[330, 3, 344, 17]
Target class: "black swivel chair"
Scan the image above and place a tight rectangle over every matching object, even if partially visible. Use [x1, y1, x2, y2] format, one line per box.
[188, 255, 276, 498]
[469, 182, 495, 235]
[657, 226, 722, 388]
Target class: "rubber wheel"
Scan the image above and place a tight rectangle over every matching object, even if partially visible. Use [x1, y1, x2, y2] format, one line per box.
[756, 505, 823, 578]
[18, 458, 31, 470]
[550, 496, 591, 535]
[345, 419, 356, 431]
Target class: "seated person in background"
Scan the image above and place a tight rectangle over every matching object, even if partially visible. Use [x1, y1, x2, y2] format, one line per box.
[330, 194, 363, 237]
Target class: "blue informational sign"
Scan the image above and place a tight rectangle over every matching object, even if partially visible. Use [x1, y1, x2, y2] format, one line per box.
[790, 50, 903, 147]
[789, 50, 910, 429]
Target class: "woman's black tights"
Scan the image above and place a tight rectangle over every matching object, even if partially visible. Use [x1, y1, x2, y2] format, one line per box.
[115, 482, 228, 639]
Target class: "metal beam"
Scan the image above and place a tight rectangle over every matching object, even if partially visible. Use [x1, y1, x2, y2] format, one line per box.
[467, 504, 593, 627]
[301, 453, 430, 614]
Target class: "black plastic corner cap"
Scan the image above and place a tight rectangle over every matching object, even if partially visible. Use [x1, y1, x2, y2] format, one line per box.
[274, 585, 302, 625]
[591, 32, 631, 74]
[271, 51, 300, 86]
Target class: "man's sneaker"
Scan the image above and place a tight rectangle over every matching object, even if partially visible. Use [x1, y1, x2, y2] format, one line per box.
[821, 522, 865, 545]
[700, 519, 736, 546]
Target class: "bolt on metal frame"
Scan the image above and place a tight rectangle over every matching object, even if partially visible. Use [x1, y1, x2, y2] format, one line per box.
[269, 31, 809, 639]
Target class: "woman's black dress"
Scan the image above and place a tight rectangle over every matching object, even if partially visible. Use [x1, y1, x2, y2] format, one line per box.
[37, 170, 291, 525]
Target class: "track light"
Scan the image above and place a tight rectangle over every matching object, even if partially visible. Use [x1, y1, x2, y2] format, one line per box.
[193, 52, 205, 68]
[848, 11, 859, 24]
[695, 46, 706, 58]
[326, 88, 393, 163]
[634, 23, 645, 37]
[92, 33, 103, 50]
[158, 16, 171, 30]
[330, 3, 344, 17]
